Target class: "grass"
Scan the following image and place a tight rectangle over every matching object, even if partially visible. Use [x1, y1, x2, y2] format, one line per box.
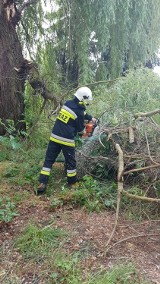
[13, 191, 31, 204]
[0, 262, 149, 284]
[13, 222, 150, 284]
[14, 223, 65, 259]
[49, 176, 117, 212]
[86, 263, 149, 284]
[0, 196, 18, 223]
[49, 253, 83, 284]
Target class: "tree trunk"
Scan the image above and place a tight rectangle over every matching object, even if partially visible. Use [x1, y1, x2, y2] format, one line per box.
[0, 1, 25, 135]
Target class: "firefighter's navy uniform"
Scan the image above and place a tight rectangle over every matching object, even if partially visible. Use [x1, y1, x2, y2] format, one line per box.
[39, 97, 92, 185]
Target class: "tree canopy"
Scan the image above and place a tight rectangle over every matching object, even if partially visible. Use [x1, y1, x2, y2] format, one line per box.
[18, 0, 160, 84]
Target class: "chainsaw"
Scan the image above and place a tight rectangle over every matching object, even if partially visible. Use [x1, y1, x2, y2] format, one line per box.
[82, 119, 99, 138]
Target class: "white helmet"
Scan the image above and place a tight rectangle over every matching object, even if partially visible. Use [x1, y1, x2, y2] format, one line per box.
[74, 87, 92, 102]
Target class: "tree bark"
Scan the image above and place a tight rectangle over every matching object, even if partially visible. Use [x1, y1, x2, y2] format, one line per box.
[0, 1, 25, 135]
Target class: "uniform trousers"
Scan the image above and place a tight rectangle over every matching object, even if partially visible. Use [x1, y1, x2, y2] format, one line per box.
[39, 140, 77, 185]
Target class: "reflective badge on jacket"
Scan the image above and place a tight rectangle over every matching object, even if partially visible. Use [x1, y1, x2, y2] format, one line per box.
[57, 107, 76, 124]
[57, 110, 69, 123]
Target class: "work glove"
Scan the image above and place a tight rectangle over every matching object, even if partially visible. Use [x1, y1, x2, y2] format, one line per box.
[78, 129, 85, 137]
[91, 117, 97, 124]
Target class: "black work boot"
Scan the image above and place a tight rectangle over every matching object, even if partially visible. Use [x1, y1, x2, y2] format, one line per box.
[36, 183, 47, 195]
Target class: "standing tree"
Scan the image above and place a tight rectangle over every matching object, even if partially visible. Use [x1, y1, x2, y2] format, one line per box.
[0, 0, 27, 134]
[39, 0, 160, 85]
[0, 0, 57, 135]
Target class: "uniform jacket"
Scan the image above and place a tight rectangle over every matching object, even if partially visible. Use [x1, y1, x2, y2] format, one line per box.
[50, 97, 92, 147]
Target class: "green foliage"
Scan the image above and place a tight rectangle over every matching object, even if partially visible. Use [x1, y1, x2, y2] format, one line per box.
[14, 223, 65, 258]
[18, 1, 44, 56]
[18, 0, 160, 88]
[51, 253, 82, 284]
[51, 176, 117, 212]
[0, 146, 9, 161]
[0, 135, 21, 151]
[0, 142, 45, 186]
[63, 0, 159, 80]
[24, 84, 53, 148]
[2, 159, 41, 186]
[0, 119, 28, 141]
[0, 196, 18, 223]
[111, 69, 160, 114]
[13, 191, 31, 204]
[50, 258, 149, 284]
[50, 197, 64, 210]
[87, 263, 149, 284]
[121, 186, 160, 222]
[3, 166, 19, 178]
[90, 68, 160, 125]
[0, 120, 29, 163]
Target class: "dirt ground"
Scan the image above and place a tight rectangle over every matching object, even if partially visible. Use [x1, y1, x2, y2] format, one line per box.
[0, 181, 160, 284]
[0, 187, 160, 284]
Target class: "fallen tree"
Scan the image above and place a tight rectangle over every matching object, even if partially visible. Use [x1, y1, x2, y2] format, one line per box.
[76, 109, 160, 201]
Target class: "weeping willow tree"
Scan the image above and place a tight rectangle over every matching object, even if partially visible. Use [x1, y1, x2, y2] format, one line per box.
[40, 0, 160, 83]
[1, 0, 160, 134]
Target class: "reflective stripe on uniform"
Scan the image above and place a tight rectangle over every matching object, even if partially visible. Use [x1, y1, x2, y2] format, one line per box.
[50, 133, 75, 147]
[67, 169, 76, 177]
[40, 167, 51, 176]
[40, 171, 50, 176]
[42, 167, 51, 172]
[62, 106, 77, 119]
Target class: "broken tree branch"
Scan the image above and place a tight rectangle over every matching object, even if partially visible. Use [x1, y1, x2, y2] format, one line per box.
[122, 190, 160, 203]
[134, 109, 160, 119]
[128, 127, 135, 143]
[104, 142, 124, 255]
[106, 233, 160, 251]
[124, 164, 160, 175]
[144, 128, 160, 165]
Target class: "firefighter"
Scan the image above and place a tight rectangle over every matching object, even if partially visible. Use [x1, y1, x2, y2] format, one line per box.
[36, 86, 96, 194]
